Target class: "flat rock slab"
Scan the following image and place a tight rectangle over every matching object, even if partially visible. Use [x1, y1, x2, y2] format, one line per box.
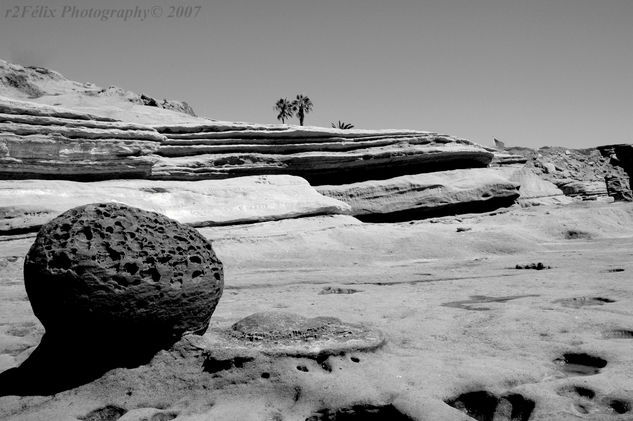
[0, 175, 350, 234]
[316, 168, 520, 218]
[197, 311, 385, 358]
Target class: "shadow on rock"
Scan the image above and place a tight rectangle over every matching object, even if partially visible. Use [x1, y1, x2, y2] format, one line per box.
[0, 331, 177, 396]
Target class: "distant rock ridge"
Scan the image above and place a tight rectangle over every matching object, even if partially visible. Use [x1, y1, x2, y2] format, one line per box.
[0, 59, 196, 117]
[151, 123, 494, 185]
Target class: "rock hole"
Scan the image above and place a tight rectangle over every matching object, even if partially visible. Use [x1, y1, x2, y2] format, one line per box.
[297, 365, 309, 372]
[203, 356, 254, 373]
[351, 356, 360, 363]
[316, 355, 332, 372]
[554, 296, 615, 308]
[445, 391, 535, 421]
[78, 405, 127, 421]
[609, 399, 631, 414]
[305, 404, 414, 421]
[189, 255, 202, 264]
[603, 329, 633, 339]
[607, 268, 625, 272]
[148, 413, 178, 421]
[554, 353, 607, 376]
[214, 272, 221, 281]
[105, 226, 114, 234]
[50, 251, 72, 270]
[123, 262, 139, 276]
[82, 226, 93, 240]
[319, 286, 361, 295]
[564, 230, 592, 240]
[106, 245, 122, 261]
[192, 270, 203, 278]
[261, 372, 270, 379]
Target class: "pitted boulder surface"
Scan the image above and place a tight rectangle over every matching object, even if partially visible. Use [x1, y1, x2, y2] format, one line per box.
[24, 202, 223, 344]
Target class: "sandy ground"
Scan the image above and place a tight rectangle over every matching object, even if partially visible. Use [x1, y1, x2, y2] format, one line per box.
[1, 202, 633, 420]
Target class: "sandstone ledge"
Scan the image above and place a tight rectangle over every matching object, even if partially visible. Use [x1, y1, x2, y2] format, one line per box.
[0, 175, 350, 234]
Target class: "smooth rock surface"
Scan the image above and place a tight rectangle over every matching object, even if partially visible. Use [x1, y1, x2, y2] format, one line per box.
[24, 203, 224, 342]
[0, 175, 350, 234]
[316, 168, 520, 219]
[494, 167, 574, 206]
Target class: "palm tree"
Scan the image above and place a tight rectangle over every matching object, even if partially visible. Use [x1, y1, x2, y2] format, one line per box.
[292, 94, 313, 126]
[273, 98, 295, 124]
[331, 121, 354, 129]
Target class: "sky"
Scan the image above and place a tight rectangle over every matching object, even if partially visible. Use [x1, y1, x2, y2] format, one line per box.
[0, 0, 631, 148]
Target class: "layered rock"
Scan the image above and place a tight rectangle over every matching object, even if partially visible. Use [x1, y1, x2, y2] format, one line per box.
[316, 168, 520, 221]
[502, 145, 632, 202]
[0, 96, 162, 180]
[0, 175, 350, 234]
[151, 124, 494, 184]
[494, 167, 573, 206]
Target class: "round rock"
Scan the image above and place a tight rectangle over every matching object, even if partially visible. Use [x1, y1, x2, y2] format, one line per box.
[24, 203, 223, 344]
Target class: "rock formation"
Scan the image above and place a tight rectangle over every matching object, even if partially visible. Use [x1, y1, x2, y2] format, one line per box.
[0, 96, 162, 180]
[0, 175, 350, 234]
[151, 124, 494, 184]
[316, 168, 520, 220]
[493, 167, 573, 206]
[0, 59, 198, 120]
[24, 202, 223, 341]
[0, 203, 223, 395]
[501, 145, 632, 202]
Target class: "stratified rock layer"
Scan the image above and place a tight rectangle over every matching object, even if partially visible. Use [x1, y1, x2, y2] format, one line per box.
[151, 124, 494, 184]
[24, 203, 223, 342]
[0, 97, 162, 180]
[316, 168, 520, 220]
[0, 175, 350, 234]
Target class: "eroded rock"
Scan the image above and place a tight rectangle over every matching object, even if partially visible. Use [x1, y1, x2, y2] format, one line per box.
[0, 203, 223, 396]
[24, 202, 223, 341]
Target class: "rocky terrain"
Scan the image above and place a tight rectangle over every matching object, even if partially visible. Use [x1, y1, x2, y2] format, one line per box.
[1, 61, 632, 421]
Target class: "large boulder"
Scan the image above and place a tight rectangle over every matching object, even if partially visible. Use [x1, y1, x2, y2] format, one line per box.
[24, 202, 223, 343]
[0, 175, 350, 234]
[316, 168, 520, 220]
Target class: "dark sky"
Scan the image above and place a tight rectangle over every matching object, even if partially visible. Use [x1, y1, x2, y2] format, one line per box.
[1, 0, 632, 148]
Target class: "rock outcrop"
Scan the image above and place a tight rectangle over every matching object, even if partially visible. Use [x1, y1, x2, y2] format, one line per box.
[0, 60, 198, 121]
[0, 96, 162, 180]
[316, 168, 520, 221]
[0, 175, 350, 234]
[151, 124, 494, 184]
[502, 145, 632, 202]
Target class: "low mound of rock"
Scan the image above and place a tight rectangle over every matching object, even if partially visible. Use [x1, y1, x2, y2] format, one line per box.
[0, 96, 162, 180]
[203, 311, 384, 358]
[316, 168, 520, 220]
